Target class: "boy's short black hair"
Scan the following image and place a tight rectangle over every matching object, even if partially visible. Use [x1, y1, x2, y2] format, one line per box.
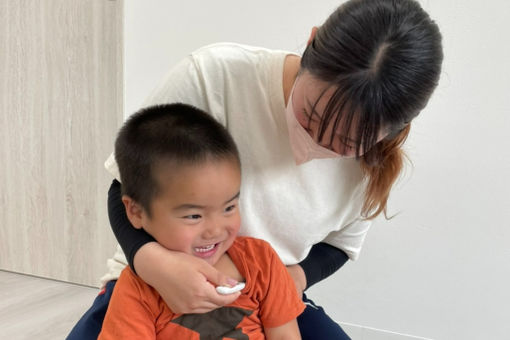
[115, 103, 240, 215]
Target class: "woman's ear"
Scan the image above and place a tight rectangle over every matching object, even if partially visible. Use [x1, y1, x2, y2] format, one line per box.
[307, 26, 319, 46]
[122, 195, 145, 229]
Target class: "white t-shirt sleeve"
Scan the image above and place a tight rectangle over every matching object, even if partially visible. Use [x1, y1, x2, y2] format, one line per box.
[139, 55, 209, 110]
[104, 55, 209, 180]
[322, 218, 371, 261]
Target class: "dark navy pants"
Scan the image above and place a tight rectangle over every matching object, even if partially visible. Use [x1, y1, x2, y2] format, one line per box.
[67, 281, 351, 339]
[66, 281, 116, 340]
[298, 293, 351, 339]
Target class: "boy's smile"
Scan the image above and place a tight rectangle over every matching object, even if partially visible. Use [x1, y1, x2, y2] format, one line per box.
[127, 158, 241, 266]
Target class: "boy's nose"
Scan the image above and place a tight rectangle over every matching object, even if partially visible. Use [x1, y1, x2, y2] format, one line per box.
[202, 219, 223, 239]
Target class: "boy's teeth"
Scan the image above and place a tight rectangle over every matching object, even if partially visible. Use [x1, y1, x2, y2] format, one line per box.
[195, 244, 215, 252]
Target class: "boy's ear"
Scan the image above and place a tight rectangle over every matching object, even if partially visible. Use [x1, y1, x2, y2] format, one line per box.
[122, 195, 145, 230]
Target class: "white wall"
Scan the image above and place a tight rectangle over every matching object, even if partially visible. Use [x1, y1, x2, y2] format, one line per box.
[125, 1, 510, 339]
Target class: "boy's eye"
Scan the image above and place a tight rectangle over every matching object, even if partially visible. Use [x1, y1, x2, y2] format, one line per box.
[225, 204, 236, 213]
[184, 214, 202, 220]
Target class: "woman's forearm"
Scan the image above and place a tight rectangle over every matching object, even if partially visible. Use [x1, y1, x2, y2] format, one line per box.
[298, 242, 349, 290]
[107, 179, 155, 273]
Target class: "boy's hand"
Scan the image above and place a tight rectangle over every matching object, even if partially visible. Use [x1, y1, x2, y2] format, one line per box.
[134, 242, 241, 313]
[286, 264, 306, 297]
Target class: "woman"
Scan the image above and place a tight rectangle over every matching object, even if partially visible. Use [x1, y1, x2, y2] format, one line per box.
[68, 0, 443, 338]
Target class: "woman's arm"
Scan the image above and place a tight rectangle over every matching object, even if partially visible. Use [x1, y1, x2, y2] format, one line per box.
[108, 179, 155, 272]
[107, 180, 241, 313]
[292, 242, 349, 294]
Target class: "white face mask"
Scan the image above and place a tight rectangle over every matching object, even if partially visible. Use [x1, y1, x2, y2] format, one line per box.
[284, 86, 342, 165]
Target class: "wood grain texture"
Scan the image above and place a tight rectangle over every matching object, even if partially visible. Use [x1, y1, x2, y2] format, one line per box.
[0, 1, 123, 286]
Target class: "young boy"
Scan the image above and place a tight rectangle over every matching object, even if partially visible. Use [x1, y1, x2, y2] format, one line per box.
[98, 103, 304, 339]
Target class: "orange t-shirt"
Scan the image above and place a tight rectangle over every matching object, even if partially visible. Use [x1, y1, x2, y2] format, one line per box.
[98, 237, 305, 339]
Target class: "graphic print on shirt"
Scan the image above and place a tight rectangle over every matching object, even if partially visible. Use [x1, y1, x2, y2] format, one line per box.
[170, 306, 253, 339]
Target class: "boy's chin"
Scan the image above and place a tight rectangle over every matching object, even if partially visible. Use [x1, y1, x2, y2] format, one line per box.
[202, 251, 226, 266]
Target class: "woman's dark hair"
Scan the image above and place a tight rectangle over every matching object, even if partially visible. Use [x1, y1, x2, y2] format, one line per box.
[300, 0, 443, 219]
[115, 103, 240, 215]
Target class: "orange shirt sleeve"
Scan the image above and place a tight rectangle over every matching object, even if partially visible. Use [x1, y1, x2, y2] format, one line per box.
[98, 268, 161, 340]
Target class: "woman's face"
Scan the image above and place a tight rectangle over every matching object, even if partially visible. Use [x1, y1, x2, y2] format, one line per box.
[289, 71, 387, 157]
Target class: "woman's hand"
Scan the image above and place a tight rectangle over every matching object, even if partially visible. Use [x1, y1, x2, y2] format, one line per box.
[133, 242, 241, 314]
[286, 264, 307, 297]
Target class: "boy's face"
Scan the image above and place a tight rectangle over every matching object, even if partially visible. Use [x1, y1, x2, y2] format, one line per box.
[135, 159, 241, 266]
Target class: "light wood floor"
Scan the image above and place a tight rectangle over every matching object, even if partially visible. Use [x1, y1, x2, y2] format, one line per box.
[0, 270, 427, 340]
[0, 270, 100, 339]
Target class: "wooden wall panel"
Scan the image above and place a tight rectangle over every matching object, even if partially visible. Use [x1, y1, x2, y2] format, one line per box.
[0, 0, 123, 286]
